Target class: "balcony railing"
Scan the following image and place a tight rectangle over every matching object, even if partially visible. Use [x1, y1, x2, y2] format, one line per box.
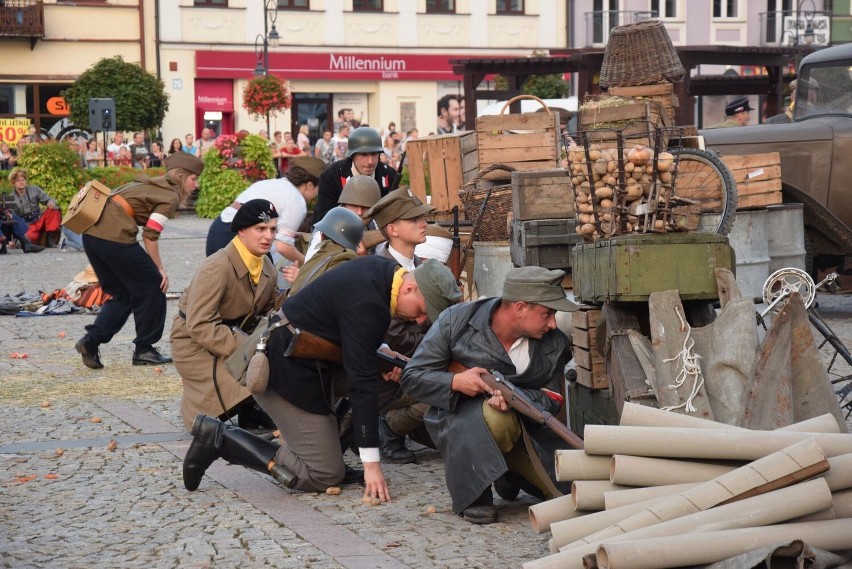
[760, 10, 832, 47]
[0, 1, 45, 49]
[584, 10, 658, 47]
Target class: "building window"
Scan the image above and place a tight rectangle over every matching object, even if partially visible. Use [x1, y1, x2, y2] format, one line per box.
[496, 0, 524, 14]
[713, 0, 738, 18]
[194, 0, 228, 6]
[426, 0, 455, 13]
[278, 0, 309, 8]
[353, 0, 383, 11]
[650, 0, 677, 19]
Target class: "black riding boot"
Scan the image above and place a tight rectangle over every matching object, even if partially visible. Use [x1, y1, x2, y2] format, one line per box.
[183, 414, 297, 491]
[20, 236, 44, 254]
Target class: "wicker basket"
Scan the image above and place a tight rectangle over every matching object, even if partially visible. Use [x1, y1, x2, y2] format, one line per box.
[600, 20, 684, 88]
[459, 163, 516, 241]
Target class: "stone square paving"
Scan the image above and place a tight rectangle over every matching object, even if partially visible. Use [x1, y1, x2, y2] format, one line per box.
[0, 214, 849, 568]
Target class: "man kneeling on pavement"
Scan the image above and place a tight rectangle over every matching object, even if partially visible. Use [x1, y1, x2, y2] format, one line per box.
[183, 254, 461, 503]
[400, 266, 577, 524]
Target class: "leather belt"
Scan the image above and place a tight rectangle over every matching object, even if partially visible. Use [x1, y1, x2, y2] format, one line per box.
[111, 194, 135, 219]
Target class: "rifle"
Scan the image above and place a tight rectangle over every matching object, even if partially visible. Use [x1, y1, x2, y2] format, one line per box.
[375, 352, 584, 450]
[446, 205, 462, 281]
[389, 150, 406, 192]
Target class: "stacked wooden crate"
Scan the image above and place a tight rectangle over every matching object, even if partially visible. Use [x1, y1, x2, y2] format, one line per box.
[475, 110, 560, 180]
[572, 308, 607, 390]
[509, 169, 580, 270]
[720, 152, 783, 209]
[406, 131, 478, 221]
[609, 82, 678, 125]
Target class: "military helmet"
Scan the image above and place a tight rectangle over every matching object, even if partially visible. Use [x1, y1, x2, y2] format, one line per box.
[345, 127, 384, 158]
[313, 206, 365, 252]
[339, 175, 381, 208]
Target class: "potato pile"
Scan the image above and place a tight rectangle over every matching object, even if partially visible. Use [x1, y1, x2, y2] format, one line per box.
[567, 142, 675, 241]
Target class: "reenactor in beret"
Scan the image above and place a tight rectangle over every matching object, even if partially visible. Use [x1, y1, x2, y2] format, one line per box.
[75, 151, 203, 370]
[172, 199, 280, 431]
[401, 266, 578, 524]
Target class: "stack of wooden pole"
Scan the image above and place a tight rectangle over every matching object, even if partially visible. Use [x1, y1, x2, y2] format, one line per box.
[524, 403, 852, 569]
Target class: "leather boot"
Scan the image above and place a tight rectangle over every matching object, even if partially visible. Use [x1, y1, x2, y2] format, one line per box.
[21, 236, 44, 254]
[378, 415, 415, 464]
[183, 414, 297, 491]
[462, 487, 498, 524]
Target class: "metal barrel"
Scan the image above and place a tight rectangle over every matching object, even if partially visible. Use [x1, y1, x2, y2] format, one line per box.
[765, 203, 807, 273]
[472, 241, 512, 298]
[703, 209, 770, 299]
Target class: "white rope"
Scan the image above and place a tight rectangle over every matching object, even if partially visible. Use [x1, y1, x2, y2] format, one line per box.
[660, 306, 705, 414]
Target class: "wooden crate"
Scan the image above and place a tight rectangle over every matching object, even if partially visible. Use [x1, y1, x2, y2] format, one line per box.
[511, 169, 574, 221]
[720, 152, 783, 210]
[572, 307, 602, 330]
[475, 111, 560, 180]
[609, 82, 678, 125]
[406, 131, 478, 220]
[510, 218, 581, 269]
[577, 98, 668, 149]
[576, 364, 609, 390]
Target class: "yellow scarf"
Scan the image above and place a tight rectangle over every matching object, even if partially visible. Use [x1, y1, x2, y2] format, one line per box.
[232, 236, 264, 285]
[389, 266, 406, 316]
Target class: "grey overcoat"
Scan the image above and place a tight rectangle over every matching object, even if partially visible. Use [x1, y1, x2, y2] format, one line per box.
[400, 297, 571, 514]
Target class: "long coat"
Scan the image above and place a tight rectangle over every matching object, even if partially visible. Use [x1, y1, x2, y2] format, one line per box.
[400, 298, 571, 514]
[313, 158, 400, 223]
[171, 242, 278, 430]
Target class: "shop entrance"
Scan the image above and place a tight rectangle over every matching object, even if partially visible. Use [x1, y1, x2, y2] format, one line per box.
[291, 93, 331, 147]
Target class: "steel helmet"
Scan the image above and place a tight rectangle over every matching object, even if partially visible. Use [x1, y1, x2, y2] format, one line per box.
[339, 175, 381, 207]
[313, 206, 365, 252]
[345, 127, 384, 158]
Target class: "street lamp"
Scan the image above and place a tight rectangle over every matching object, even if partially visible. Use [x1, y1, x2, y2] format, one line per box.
[254, 0, 280, 133]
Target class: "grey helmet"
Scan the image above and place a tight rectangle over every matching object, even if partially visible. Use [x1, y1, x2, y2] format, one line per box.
[345, 127, 384, 158]
[339, 175, 381, 207]
[313, 206, 365, 252]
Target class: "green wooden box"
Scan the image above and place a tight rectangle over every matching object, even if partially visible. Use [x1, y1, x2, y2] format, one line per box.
[572, 232, 735, 303]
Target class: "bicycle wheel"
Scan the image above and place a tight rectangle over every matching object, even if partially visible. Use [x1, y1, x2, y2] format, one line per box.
[670, 147, 737, 236]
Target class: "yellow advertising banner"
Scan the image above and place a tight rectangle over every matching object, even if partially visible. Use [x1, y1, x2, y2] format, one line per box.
[0, 119, 32, 146]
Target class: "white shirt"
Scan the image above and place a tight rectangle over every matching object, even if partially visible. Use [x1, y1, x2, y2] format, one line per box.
[107, 142, 128, 155]
[386, 245, 416, 271]
[507, 336, 531, 374]
[220, 178, 306, 247]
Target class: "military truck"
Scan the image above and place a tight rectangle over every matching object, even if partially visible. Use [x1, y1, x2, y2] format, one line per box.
[701, 43, 852, 279]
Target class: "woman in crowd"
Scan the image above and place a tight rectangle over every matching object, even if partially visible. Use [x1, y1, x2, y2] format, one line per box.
[169, 138, 183, 155]
[84, 139, 104, 169]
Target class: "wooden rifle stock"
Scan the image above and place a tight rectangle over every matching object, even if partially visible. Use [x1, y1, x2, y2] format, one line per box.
[376, 353, 584, 449]
[446, 205, 462, 281]
[284, 328, 343, 363]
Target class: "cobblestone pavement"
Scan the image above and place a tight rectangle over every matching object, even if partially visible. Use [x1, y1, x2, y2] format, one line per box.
[1, 214, 850, 568]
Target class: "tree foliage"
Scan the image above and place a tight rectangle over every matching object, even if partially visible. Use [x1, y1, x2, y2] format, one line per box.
[63, 56, 169, 132]
[15, 142, 85, 209]
[523, 74, 570, 100]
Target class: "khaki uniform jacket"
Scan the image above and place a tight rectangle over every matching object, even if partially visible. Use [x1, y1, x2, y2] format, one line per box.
[171, 241, 278, 430]
[85, 174, 181, 244]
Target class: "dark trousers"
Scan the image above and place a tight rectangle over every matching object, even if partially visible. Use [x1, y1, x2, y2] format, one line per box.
[205, 217, 235, 257]
[82, 234, 166, 351]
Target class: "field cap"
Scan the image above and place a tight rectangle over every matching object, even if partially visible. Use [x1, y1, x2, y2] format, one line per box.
[413, 258, 462, 323]
[339, 175, 381, 207]
[231, 198, 278, 232]
[290, 156, 325, 179]
[502, 266, 578, 312]
[725, 96, 753, 116]
[364, 187, 434, 229]
[164, 151, 204, 175]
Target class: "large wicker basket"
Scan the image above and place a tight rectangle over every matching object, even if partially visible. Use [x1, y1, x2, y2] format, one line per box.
[459, 163, 516, 241]
[600, 20, 684, 88]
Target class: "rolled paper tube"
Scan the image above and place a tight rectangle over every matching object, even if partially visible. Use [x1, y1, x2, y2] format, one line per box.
[787, 507, 836, 523]
[609, 455, 738, 486]
[540, 477, 833, 569]
[833, 488, 852, 518]
[529, 494, 585, 534]
[596, 519, 852, 569]
[549, 496, 667, 554]
[619, 402, 841, 433]
[584, 425, 852, 460]
[555, 450, 611, 482]
[571, 481, 631, 511]
[825, 453, 852, 491]
[579, 438, 829, 545]
[603, 482, 701, 510]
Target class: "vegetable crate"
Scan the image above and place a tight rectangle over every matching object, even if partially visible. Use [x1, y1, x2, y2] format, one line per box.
[608, 82, 678, 125]
[720, 152, 783, 210]
[578, 97, 669, 148]
[475, 95, 560, 181]
[406, 131, 478, 221]
[572, 308, 608, 390]
[511, 169, 574, 221]
[564, 125, 688, 242]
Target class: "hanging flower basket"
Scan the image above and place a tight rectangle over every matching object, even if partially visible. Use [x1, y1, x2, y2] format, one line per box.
[242, 74, 293, 120]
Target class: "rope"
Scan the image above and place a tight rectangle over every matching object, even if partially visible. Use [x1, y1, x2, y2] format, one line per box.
[660, 306, 705, 414]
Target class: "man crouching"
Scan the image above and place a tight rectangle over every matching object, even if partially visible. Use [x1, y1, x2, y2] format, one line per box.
[400, 266, 578, 524]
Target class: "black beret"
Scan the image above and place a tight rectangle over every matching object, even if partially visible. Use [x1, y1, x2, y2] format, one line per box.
[231, 198, 278, 232]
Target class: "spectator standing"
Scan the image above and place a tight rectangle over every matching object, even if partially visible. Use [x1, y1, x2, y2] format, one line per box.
[296, 124, 311, 154]
[107, 132, 128, 162]
[150, 141, 166, 168]
[314, 129, 334, 165]
[197, 128, 216, 157]
[331, 124, 350, 162]
[85, 139, 104, 169]
[169, 138, 183, 155]
[437, 94, 461, 134]
[182, 134, 198, 155]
